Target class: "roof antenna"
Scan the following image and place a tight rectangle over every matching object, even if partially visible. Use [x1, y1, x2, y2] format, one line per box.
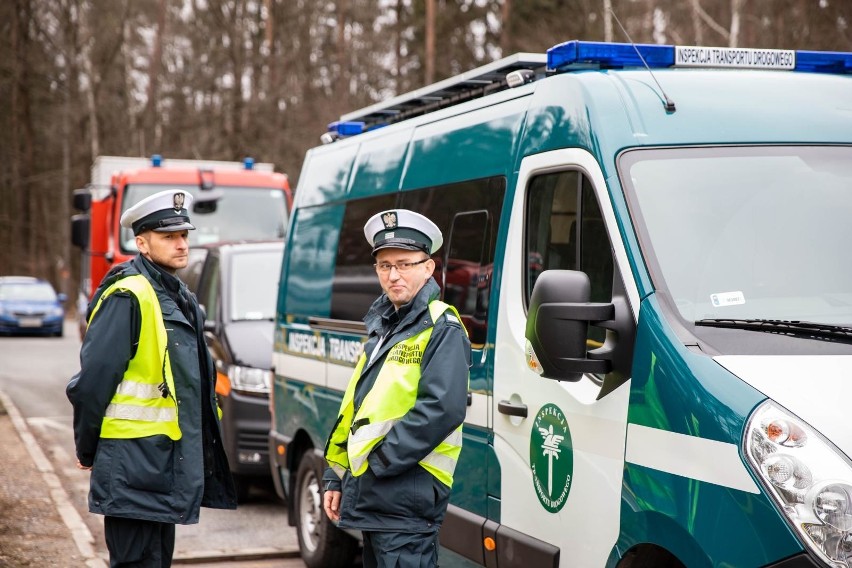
[609, 8, 676, 113]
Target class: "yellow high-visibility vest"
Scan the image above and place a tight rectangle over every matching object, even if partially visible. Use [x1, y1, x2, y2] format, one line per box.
[89, 275, 181, 440]
[326, 300, 467, 488]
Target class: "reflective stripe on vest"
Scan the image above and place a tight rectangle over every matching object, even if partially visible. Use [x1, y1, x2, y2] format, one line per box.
[325, 300, 468, 488]
[88, 274, 181, 440]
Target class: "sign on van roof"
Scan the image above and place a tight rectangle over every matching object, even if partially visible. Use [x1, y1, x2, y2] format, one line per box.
[675, 46, 796, 70]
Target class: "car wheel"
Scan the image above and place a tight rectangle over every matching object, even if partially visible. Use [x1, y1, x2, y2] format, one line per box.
[294, 450, 357, 568]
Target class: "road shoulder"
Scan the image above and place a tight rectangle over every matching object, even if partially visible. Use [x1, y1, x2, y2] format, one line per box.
[0, 389, 103, 567]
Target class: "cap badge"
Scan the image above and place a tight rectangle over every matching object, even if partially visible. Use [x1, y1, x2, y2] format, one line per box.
[173, 192, 185, 212]
[382, 212, 398, 230]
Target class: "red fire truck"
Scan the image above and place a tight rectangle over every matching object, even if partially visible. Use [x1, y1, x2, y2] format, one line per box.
[71, 155, 292, 337]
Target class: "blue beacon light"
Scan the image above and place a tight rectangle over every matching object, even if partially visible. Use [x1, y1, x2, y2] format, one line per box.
[327, 121, 366, 137]
[795, 50, 852, 74]
[547, 41, 675, 71]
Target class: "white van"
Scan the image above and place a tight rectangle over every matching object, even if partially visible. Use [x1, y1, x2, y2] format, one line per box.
[269, 41, 852, 568]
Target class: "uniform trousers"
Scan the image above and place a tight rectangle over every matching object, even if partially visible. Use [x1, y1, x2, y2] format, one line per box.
[361, 529, 439, 568]
[104, 515, 176, 568]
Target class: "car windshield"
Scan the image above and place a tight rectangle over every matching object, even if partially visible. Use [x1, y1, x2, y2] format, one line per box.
[620, 146, 852, 325]
[229, 250, 283, 321]
[0, 282, 57, 301]
[120, 184, 288, 252]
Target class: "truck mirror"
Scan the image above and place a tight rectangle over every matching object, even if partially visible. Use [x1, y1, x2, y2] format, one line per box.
[194, 189, 224, 214]
[71, 214, 90, 249]
[72, 188, 91, 212]
[525, 270, 613, 381]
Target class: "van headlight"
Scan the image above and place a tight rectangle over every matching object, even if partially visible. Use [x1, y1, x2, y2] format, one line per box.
[228, 365, 272, 394]
[745, 401, 852, 567]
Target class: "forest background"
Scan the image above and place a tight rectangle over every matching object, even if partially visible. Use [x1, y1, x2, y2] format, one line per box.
[1, 0, 850, 295]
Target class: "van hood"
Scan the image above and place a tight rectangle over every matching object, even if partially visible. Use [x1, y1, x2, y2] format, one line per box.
[715, 355, 852, 458]
[223, 320, 274, 370]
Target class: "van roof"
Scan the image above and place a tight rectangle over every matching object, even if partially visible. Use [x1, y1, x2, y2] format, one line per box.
[324, 40, 852, 139]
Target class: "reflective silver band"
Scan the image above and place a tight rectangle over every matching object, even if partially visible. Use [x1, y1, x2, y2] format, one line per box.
[349, 452, 368, 474]
[349, 419, 397, 446]
[115, 380, 163, 400]
[421, 451, 458, 475]
[105, 403, 176, 423]
[443, 428, 463, 448]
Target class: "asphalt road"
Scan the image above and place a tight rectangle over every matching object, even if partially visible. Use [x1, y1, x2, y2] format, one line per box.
[0, 319, 302, 566]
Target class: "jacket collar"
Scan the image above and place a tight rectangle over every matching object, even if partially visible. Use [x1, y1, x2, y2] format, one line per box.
[134, 254, 182, 296]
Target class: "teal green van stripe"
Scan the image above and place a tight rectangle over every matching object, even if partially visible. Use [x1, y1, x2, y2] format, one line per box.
[617, 294, 802, 565]
[614, 462, 801, 567]
[628, 295, 762, 442]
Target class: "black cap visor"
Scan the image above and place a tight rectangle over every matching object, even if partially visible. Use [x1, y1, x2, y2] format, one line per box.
[132, 209, 196, 235]
[371, 228, 431, 256]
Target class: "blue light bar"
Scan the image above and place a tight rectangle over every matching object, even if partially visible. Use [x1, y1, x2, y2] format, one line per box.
[327, 121, 365, 137]
[795, 50, 852, 74]
[548, 41, 675, 71]
[151, 154, 163, 167]
[243, 157, 255, 170]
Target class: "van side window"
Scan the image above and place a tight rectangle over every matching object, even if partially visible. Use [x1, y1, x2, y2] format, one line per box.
[331, 195, 397, 321]
[401, 177, 505, 348]
[329, 177, 505, 346]
[525, 171, 614, 344]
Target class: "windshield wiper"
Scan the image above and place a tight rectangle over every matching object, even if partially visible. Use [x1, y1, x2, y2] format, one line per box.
[695, 318, 852, 344]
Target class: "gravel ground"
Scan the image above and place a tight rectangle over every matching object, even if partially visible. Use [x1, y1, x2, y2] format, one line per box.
[0, 400, 87, 567]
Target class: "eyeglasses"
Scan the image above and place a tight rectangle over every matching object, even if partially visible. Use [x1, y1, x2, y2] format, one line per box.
[374, 258, 430, 274]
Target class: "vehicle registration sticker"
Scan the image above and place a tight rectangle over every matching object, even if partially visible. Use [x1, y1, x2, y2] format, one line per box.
[18, 317, 43, 328]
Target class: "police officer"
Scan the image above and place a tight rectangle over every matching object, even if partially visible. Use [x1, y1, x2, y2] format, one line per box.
[323, 209, 471, 568]
[67, 189, 236, 567]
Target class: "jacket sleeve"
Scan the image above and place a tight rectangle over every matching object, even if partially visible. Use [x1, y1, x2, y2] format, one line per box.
[66, 292, 139, 467]
[368, 314, 471, 478]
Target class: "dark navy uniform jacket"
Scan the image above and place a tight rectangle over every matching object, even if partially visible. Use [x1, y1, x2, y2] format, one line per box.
[67, 254, 236, 524]
[324, 278, 471, 533]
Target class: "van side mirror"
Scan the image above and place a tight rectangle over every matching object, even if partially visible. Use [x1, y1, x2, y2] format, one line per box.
[526, 270, 632, 383]
[71, 214, 90, 249]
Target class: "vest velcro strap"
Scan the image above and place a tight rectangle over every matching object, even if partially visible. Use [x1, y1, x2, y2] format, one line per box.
[114, 380, 163, 400]
[330, 464, 346, 479]
[105, 403, 177, 422]
[351, 417, 371, 434]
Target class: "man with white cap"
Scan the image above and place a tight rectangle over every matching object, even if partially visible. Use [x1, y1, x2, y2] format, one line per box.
[67, 189, 236, 567]
[323, 209, 471, 567]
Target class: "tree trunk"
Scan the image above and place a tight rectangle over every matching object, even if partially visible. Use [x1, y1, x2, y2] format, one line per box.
[337, 0, 350, 109]
[425, 0, 435, 85]
[602, 0, 613, 42]
[729, 0, 744, 47]
[500, 0, 512, 55]
[143, 0, 167, 152]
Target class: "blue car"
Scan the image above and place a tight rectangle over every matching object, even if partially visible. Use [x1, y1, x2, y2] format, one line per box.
[0, 277, 66, 337]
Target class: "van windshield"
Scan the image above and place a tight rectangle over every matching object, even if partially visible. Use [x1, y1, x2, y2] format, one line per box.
[620, 146, 852, 325]
[120, 184, 287, 252]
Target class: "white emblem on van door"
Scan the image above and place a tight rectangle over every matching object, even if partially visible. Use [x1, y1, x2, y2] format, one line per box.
[711, 290, 745, 307]
[530, 404, 573, 513]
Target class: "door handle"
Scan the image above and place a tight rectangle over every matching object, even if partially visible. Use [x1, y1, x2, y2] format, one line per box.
[497, 400, 528, 418]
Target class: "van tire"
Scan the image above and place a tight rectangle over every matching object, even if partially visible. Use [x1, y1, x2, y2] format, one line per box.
[294, 450, 358, 568]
